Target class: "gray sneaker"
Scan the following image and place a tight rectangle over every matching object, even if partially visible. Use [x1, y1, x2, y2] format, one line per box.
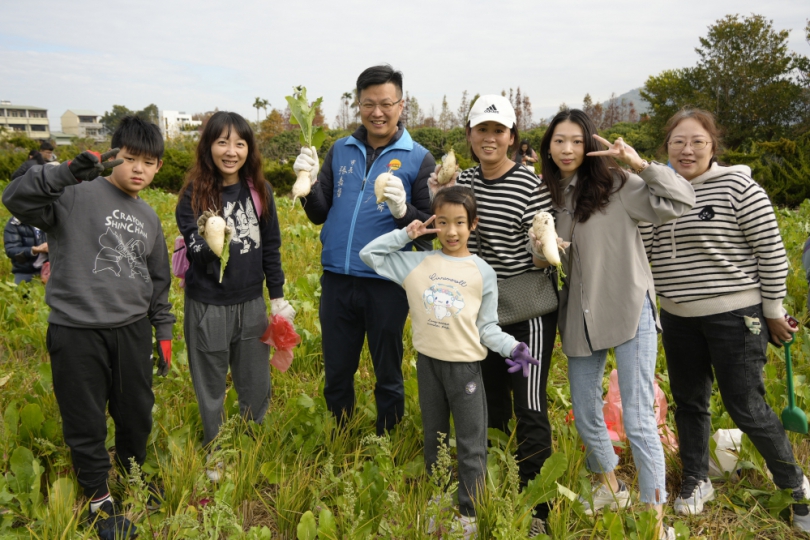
[793, 475, 810, 533]
[674, 476, 715, 515]
[579, 480, 631, 516]
[528, 517, 546, 537]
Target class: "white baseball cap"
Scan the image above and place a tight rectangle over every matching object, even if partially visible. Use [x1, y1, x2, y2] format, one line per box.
[468, 94, 516, 128]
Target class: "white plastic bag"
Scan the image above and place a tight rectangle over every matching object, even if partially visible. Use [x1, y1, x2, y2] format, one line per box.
[709, 428, 743, 476]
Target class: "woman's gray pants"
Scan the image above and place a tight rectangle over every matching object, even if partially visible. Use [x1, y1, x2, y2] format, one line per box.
[185, 295, 271, 447]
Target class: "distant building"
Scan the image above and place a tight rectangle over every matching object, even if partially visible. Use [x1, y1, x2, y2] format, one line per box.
[0, 101, 51, 140]
[160, 110, 202, 139]
[49, 131, 74, 146]
[61, 110, 105, 141]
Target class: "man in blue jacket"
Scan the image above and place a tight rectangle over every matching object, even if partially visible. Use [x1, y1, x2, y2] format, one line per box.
[294, 65, 435, 434]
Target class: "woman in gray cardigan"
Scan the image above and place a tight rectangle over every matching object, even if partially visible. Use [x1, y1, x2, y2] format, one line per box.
[530, 109, 694, 540]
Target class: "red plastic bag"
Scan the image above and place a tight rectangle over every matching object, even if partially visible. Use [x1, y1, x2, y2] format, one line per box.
[260, 314, 301, 372]
[602, 369, 678, 452]
[568, 369, 678, 456]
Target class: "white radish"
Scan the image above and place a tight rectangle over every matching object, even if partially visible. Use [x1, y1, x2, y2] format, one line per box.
[291, 170, 311, 199]
[532, 211, 561, 266]
[375, 172, 395, 204]
[436, 149, 459, 185]
[197, 210, 235, 282]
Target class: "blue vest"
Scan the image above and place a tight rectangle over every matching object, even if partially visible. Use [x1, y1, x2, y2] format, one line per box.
[320, 130, 429, 279]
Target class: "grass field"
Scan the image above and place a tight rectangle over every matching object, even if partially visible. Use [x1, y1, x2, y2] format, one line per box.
[0, 183, 809, 539]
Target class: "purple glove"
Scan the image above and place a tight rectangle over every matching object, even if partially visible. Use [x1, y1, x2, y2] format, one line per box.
[505, 342, 540, 378]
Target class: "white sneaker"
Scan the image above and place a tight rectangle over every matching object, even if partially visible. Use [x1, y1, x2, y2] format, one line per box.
[528, 517, 546, 537]
[659, 525, 676, 540]
[205, 454, 223, 483]
[579, 480, 631, 516]
[793, 475, 810, 533]
[451, 515, 477, 540]
[674, 476, 715, 515]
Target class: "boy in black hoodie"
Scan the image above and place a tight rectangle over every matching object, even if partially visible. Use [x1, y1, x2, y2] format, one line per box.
[2, 116, 175, 540]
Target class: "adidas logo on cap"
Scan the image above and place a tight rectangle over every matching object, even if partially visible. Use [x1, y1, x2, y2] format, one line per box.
[483, 104, 499, 114]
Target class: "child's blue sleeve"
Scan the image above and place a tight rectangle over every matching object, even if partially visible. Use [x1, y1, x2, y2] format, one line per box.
[473, 258, 518, 358]
[359, 228, 428, 286]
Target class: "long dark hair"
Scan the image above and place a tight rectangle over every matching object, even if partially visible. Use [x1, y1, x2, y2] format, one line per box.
[178, 111, 271, 220]
[540, 109, 626, 223]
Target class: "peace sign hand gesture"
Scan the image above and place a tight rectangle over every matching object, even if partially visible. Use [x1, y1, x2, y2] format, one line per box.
[406, 215, 441, 240]
[587, 135, 647, 172]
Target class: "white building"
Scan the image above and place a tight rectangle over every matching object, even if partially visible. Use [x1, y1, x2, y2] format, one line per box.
[160, 110, 201, 139]
[0, 101, 51, 140]
[61, 109, 105, 141]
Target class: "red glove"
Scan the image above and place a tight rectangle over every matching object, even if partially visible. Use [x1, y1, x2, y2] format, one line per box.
[156, 340, 172, 376]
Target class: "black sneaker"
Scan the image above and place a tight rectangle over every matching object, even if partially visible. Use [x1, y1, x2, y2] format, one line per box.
[146, 482, 164, 512]
[90, 500, 137, 540]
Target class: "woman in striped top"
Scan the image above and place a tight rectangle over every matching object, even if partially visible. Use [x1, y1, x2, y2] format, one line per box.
[430, 94, 556, 536]
[641, 109, 808, 532]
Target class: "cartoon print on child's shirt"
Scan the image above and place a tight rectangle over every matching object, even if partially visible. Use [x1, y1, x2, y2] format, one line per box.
[224, 199, 261, 254]
[423, 283, 465, 321]
[93, 228, 149, 281]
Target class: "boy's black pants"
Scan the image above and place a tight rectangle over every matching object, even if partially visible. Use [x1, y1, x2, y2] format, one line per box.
[47, 317, 155, 498]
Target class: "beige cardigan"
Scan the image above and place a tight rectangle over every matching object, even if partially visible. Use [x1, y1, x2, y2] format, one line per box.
[554, 162, 695, 357]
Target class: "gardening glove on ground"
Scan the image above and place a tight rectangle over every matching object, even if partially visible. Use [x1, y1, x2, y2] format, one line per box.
[427, 164, 458, 201]
[271, 298, 296, 324]
[156, 340, 172, 376]
[293, 146, 320, 183]
[383, 175, 407, 219]
[68, 148, 123, 182]
[505, 342, 539, 378]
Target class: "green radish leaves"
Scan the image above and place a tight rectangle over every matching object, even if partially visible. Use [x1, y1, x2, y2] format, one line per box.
[285, 86, 326, 150]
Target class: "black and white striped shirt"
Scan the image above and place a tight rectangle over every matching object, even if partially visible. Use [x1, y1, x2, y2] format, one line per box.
[457, 164, 552, 280]
[639, 163, 787, 318]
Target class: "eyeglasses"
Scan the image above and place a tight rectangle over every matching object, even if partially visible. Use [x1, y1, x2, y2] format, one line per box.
[668, 139, 710, 151]
[360, 99, 402, 112]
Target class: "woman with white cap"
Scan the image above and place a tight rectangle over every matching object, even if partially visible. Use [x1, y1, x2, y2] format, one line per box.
[431, 94, 557, 536]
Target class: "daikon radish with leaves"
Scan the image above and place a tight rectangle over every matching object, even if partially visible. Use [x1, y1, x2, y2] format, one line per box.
[287, 86, 327, 199]
[532, 211, 566, 288]
[436, 149, 459, 185]
[198, 210, 234, 283]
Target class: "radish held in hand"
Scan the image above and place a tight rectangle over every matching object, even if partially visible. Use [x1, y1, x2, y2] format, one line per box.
[532, 211, 566, 288]
[375, 172, 396, 204]
[436, 149, 459, 185]
[532, 212, 561, 265]
[197, 210, 234, 283]
[286, 86, 326, 199]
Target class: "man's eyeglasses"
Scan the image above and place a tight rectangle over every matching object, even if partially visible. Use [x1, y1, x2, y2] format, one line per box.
[360, 99, 402, 112]
[668, 139, 710, 151]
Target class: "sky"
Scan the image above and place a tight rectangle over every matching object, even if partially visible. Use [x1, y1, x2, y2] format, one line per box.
[1, 0, 807, 131]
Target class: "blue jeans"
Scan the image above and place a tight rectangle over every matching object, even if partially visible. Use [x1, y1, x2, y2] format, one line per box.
[568, 296, 668, 504]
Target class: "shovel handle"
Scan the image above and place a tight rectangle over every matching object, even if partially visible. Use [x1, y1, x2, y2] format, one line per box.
[783, 339, 796, 409]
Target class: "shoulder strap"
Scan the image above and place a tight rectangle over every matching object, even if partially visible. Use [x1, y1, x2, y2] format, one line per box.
[247, 179, 263, 217]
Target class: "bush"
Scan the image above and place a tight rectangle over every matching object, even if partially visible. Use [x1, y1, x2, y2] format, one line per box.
[264, 161, 296, 195]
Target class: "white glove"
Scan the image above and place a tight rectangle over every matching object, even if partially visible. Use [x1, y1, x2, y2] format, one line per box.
[383, 175, 407, 219]
[293, 146, 319, 183]
[271, 298, 296, 324]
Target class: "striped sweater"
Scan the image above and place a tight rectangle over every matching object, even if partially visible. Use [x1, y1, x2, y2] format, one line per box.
[639, 163, 787, 318]
[456, 164, 552, 280]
